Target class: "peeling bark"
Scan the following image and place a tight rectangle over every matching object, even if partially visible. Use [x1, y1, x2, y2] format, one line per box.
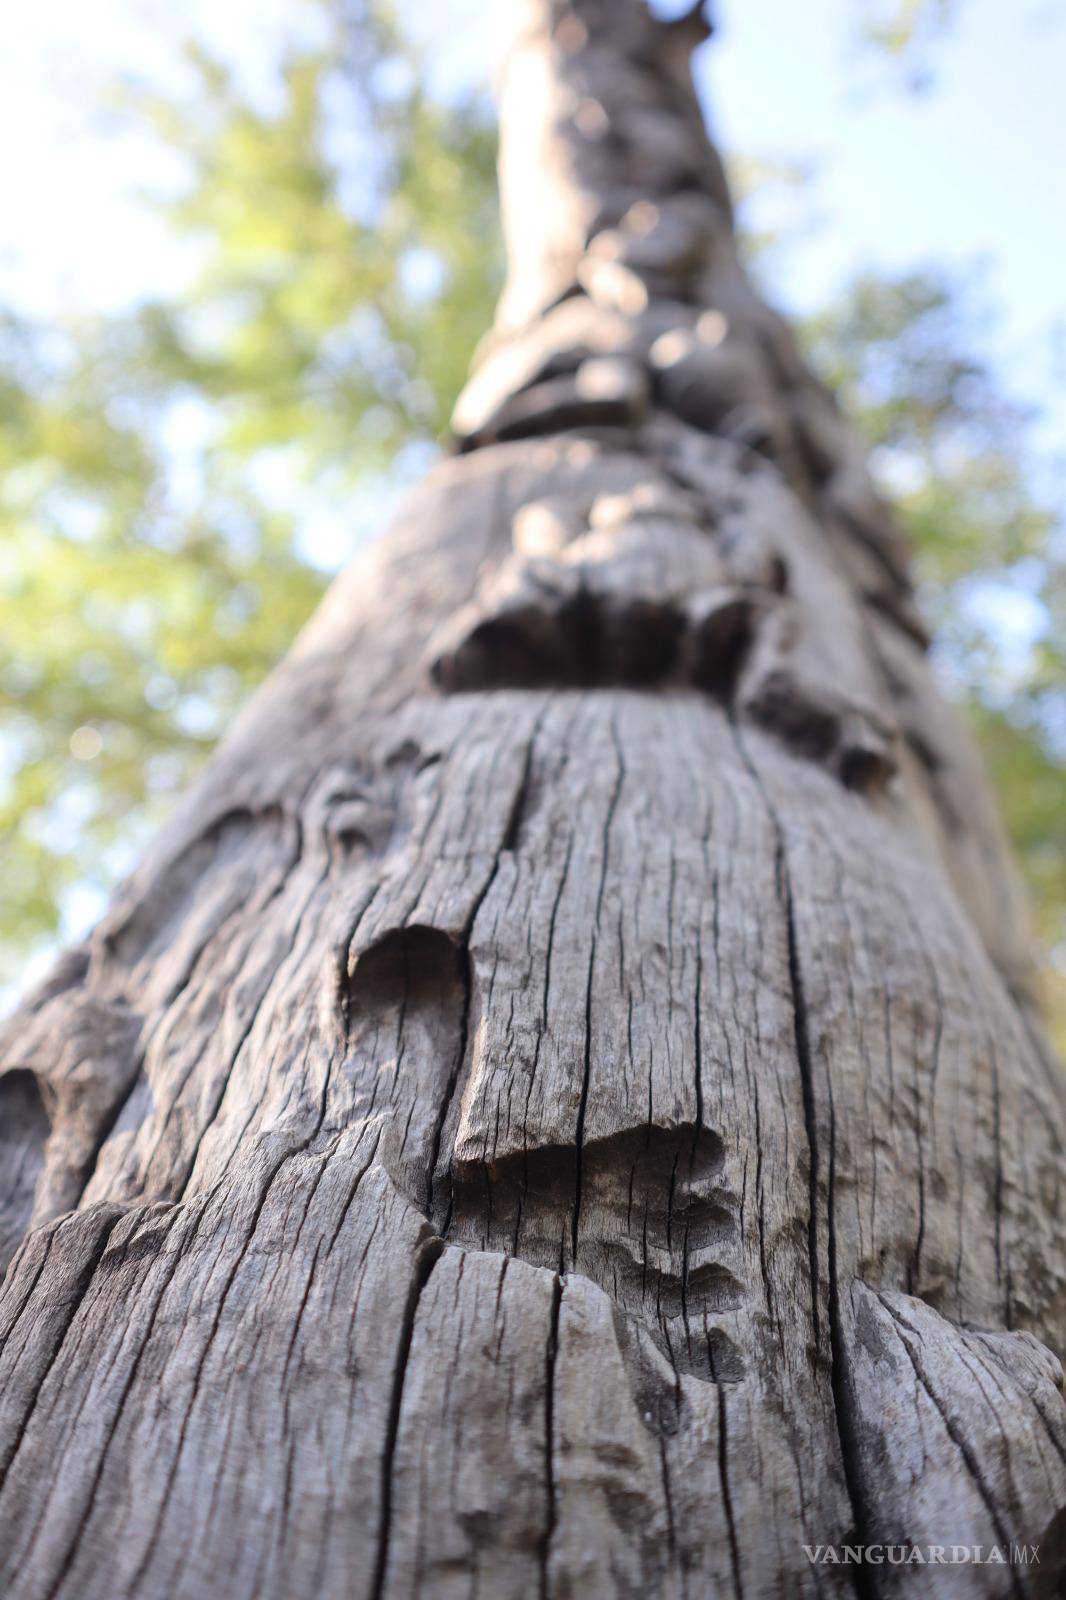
[1, 2, 1063, 1596]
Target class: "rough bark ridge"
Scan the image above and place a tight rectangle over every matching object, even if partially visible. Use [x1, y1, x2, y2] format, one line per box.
[1, 3, 1064, 1596]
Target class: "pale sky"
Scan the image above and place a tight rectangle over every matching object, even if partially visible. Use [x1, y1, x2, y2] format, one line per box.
[4, 0, 1062, 617]
[3, 0, 1064, 367]
[2, 0, 1063, 989]
[2, 0, 1063, 514]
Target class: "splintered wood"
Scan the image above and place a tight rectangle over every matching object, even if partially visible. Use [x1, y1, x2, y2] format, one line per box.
[0, 2, 1062, 1596]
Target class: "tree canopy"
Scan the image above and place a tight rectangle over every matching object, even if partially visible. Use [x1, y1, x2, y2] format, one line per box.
[1, 0, 1062, 1040]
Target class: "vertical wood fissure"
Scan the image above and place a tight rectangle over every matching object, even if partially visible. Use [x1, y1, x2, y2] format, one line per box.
[369, 1233, 445, 1600]
[0, 3, 1063, 1596]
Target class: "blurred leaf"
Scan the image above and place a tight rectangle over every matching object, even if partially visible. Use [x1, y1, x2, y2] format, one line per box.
[802, 265, 1065, 1041]
[2, 0, 1062, 1067]
[0, 0, 501, 991]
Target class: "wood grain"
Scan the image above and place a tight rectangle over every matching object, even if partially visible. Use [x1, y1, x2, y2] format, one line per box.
[1, 2, 1062, 1595]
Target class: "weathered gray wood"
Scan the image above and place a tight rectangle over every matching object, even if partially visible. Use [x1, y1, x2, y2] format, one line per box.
[1, 2, 1063, 1596]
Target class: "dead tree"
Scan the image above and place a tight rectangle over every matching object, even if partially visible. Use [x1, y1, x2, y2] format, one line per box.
[1, 3, 1063, 1596]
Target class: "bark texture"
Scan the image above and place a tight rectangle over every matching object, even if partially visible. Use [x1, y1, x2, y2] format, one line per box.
[1, 3, 1064, 1596]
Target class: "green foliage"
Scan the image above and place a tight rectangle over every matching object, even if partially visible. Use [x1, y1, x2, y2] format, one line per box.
[1, 0, 1061, 1052]
[0, 0, 502, 988]
[802, 269, 1065, 1038]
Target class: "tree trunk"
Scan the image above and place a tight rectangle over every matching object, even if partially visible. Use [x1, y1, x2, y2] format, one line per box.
[1, 3, 1063, 1596]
